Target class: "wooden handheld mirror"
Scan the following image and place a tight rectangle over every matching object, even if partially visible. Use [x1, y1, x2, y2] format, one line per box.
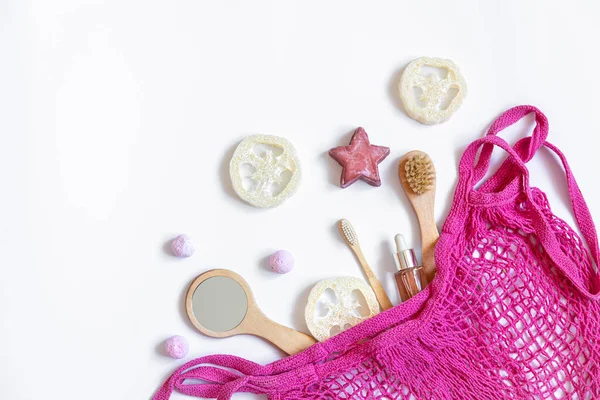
[185, 269, 316, 355]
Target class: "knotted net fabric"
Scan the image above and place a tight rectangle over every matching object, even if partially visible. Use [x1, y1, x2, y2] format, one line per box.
[154, 106, 600, 400]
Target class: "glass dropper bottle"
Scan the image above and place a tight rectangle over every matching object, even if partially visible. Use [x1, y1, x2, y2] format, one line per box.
[393, 234, 426, 302]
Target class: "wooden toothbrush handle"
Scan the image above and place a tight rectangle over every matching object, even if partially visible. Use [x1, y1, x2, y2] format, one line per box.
[353, 247, 394, 310]
[249, 311, 317, 355]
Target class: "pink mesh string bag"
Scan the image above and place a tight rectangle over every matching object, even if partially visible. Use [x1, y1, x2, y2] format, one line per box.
[154, 105, 600, 400]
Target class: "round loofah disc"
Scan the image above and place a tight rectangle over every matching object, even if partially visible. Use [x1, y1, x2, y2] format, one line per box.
[229, 135, 301, 208]
[305, 277, 380, 342]
[399, 57, 467, 125]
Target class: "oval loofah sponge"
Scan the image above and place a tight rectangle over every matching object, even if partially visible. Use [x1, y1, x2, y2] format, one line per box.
[399, 57, 467, 125]
[229, 135, 301, 208]
[305, 277, 379, 342]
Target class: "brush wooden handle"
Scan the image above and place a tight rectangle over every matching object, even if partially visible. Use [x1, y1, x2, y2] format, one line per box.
[247, 310, 317, 355]
[399, 151, 440, 286]
[351, 247, 394, 310]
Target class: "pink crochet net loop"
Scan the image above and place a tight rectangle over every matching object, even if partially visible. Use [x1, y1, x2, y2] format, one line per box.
[154, 106, 600, 400]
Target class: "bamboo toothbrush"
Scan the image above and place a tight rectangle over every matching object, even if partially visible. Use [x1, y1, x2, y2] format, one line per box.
[338, 219, 393, 310]
[399, 151, 439, 286]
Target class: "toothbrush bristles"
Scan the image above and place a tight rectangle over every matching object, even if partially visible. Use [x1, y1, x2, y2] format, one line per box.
[339, 219, 358, 246]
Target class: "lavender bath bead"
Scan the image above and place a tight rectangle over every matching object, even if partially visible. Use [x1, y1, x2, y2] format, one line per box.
[269, 250, 294, 274]
[164, 335, 189, 359]
[171, 234, 194, 258]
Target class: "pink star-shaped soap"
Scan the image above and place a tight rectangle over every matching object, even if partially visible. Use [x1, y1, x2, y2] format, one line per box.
[329, 127, 390, 188]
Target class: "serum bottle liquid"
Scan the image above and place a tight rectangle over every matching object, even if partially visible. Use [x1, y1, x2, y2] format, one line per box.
[393, 234, 426, 302]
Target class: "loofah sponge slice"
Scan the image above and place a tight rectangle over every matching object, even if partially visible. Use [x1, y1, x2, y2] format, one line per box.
[305, 277, 379, 342]
[399, 57, 467, 125]
[230, 135, 301, 208]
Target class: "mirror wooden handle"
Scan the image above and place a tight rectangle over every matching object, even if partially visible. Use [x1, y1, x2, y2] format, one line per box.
[248, 311, 317, 355]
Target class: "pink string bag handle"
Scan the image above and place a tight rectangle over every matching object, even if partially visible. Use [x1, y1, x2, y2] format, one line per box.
[154, 355, 281, 400]
[474, 105, 549, 185]
[458, 106, 600, 298]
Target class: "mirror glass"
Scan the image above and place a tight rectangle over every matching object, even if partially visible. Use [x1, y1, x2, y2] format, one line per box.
[191, 276, 248, 332]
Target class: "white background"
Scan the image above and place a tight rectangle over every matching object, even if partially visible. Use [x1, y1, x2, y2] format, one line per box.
[2, 1, 600, 399]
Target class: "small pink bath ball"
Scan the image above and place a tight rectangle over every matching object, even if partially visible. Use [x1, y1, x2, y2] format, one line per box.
[269, 250, 294, 274]
[171, 234, 194, 258]
[164, 335, 189, 359]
